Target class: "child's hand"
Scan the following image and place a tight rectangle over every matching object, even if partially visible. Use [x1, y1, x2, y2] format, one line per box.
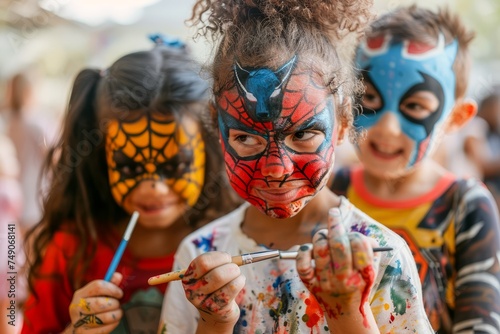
[181, 251, 246, 331]
[296, 208, 379, 331]
[68, 272, 124, 333]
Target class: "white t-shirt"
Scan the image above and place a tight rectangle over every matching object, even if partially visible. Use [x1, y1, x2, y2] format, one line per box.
[159, 198, 433, 333]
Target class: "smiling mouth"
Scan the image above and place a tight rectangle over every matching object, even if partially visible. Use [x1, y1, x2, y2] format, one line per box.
[370, 142, 404, 159]
[138, 202, 174, 213]
[255, 188, 300, 202]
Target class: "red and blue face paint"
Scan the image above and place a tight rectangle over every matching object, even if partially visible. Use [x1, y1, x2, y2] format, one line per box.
[355, 34, 458, 166]
[216, 56, 338, 218]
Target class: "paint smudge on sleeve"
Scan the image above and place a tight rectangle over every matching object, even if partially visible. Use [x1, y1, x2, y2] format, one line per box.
[379, 260, 416, 316]
[191, 229, 217, 251]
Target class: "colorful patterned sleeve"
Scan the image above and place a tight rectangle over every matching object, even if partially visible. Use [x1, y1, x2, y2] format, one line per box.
[452, 180, 500, 332]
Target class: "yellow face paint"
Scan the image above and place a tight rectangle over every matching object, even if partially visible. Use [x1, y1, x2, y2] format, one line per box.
[105, 113, 206, 207]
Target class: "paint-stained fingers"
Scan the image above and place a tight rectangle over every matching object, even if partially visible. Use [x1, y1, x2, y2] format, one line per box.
[296, 243, 315, 285]
[73, 279, 124, 302]
[69, 297, 122, 332]
[349, 233, 374, 272]
[185, 262, 241, 307]
[69, 279, 123, 324]
[182, 252, 241, 308]
[72, 322, 121, 334]
[327, 208, 353, 280]
[69, 296, 121, 317]
[72, 309, 123, 333]
[200, 274, 246, 315]
[183, 251, 233, 282]
[311, 228, 332, 285]
[73, 309, 123, 327]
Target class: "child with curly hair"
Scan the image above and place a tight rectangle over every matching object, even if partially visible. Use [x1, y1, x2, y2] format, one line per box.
[159, 1, 433, 333]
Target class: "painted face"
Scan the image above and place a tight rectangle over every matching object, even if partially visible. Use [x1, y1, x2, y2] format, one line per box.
[217, 56, 338, 218]
[105, 113, 206, 214]
[355, 34, 458, 167]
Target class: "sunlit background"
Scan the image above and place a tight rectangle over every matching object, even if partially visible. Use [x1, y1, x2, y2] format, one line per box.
[0, 0, 499, 123]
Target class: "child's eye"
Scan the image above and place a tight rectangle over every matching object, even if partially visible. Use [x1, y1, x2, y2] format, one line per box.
[228, 129, 266, 157]
[157, 160, 190, 179]
[121, 166, 131, 176]
[361, 82, 382, 113]
[400, 91, 439, 119]
[285, 130, 325, 153]
[135, 165, 144, 174]
[292, 131, 315, 141]
[235, 134, 259, 145]
[118, 164, 144, 178]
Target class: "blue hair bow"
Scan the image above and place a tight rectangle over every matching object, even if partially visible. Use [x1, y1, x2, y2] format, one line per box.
[148, 33, 186, 49]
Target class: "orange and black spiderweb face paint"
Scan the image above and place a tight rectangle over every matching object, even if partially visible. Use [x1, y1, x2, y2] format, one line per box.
[105, 113, 206, 207]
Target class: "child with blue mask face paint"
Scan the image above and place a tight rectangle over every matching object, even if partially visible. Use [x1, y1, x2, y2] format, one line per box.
[330, 5, 500, 333]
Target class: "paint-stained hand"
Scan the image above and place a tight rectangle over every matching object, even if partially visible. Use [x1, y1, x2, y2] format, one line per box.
[181, 251, 246, 330]
[68, 272, 124, 333]
[296, 208, 378, 326]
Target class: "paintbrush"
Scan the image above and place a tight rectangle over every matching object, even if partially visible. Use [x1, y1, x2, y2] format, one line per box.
[104, 211, 140, 281]
[148, 246, 393, 285]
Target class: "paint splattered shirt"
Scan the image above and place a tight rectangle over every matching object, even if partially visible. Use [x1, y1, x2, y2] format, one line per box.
[159, 199, 433, 333]
[331, 166, 500, 333]
[21, 229, 172, 334]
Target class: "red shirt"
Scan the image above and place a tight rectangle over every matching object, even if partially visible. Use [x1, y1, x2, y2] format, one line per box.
[22, 230, 173, 333]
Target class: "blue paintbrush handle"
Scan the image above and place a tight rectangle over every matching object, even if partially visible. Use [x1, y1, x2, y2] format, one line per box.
[104, 239, 127, 281]
[103, 211, 139, 282]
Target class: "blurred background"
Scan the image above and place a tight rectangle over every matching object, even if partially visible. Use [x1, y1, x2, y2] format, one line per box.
[0, 0, 499, 122]
[0, 2, 498, 332]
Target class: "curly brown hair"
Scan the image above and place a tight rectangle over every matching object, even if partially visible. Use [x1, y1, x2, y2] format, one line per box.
[189, 0, 374, 139]
[365, 5, 475, 99]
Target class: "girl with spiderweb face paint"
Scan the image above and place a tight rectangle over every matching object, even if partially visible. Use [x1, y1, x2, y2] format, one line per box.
[218, 56, 342, 219]
[105, 111, 206, 229]
[22, 38, 240, 334]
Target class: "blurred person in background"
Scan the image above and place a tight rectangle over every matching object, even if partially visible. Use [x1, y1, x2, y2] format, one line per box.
[21, 36, 240, 333]
[433, 110, 487, 180]
[2, 72, 56, 232]
[436, 86, 500, 210]
[0, 134, 25, 334]
[470, 87, 500, 208]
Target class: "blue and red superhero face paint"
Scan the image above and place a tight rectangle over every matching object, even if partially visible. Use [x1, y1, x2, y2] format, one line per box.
[355, 34, 458, 166]
[216, 56, 338, 218]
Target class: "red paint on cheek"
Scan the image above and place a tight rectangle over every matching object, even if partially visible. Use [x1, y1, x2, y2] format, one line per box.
[359, 266, 376, 328]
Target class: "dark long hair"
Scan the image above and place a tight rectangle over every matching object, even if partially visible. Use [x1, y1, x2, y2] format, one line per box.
[25, 44, 240, 293]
